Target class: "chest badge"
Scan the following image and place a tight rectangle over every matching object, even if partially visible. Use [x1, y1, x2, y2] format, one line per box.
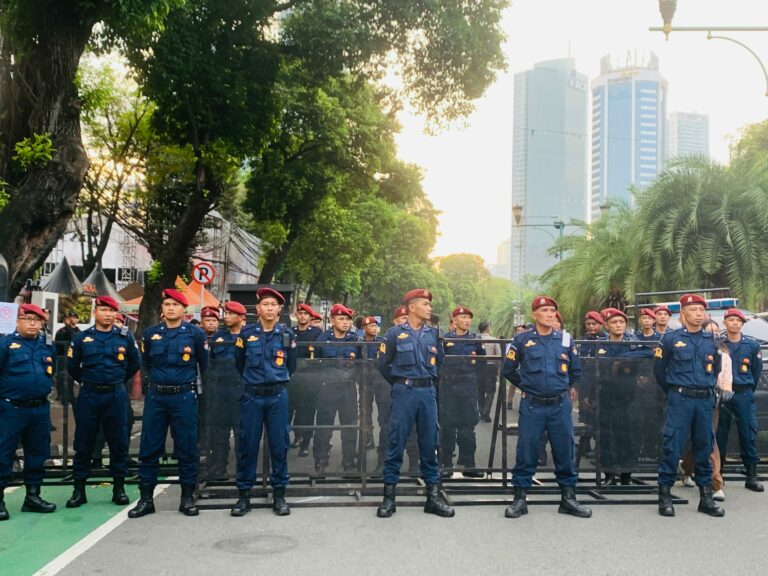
[215, 337, 224, 343]
[83, 337, 94, 343]
[9, 342, 20, 349]
[247, 335, 258, 342]
[674, 341, 687, 348]
[525, 340, 536, 347]
[397, 333, 409, 339]
[151, 334, 163, 340]
[598, 348, 606, 355]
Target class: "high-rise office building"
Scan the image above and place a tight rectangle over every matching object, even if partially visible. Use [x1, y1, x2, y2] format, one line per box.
[668, 112, 709, 159]
[591, 51, 668, 220]
[511, 58, 588, 282]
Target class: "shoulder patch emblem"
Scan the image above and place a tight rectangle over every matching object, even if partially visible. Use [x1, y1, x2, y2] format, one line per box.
[151, 334, 163, 340]
[379, 343, 386, 354]
[654, 347, 663, 359]
[506, 349, 515, 361]
[67, 346, 73, 358]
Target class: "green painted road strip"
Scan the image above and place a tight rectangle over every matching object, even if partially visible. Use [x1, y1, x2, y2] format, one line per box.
[0, 483, 139, 576]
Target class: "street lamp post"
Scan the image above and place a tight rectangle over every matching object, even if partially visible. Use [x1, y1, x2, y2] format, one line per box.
[512, 204, 524, 327]
[651, 0, 768, 97]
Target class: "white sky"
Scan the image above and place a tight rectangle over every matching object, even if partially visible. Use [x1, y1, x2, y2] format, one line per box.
[394, 0, 768, 266]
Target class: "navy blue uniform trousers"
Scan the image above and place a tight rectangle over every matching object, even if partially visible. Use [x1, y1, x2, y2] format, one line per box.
[658, 390, 714, 487]
[0, 402, 50, 488]
[717, 388, 759, 466]
[138, 389, 198, 486]
[235, 387, 290, 489]
[73, 385, 129, 479]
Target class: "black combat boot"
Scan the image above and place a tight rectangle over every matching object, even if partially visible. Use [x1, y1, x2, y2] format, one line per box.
[745, 463, 764, 492]
[0, 489, 8, 521]
[179, 484, 199, 516]
[504, 487, 528, 518]
[112, 478, 129, 505]
[461, 462, 484, 479]
[697, 485, 725, 517]
[376, 483, 397, 518]
[272, 487, 290, 516]
[231, 489, 251, 517]
[658, 485, 675, 517]
[128, 484, 155, 518]
[66, 479, 88, 508]
[558, 486, 592, 518]
[423, 484, 455, 518]
[21, 485, 56, 513]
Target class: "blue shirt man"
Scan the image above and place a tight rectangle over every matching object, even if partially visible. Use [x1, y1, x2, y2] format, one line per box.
[66, 296, 140, 508]
[654, 294, 724, 517]
[0, 304, 57, 519]
[231, 287, 297, 517]
[129, 288, 208, 519]
[501, 296, 591, 519]
[376, 289, 454, 519]
[716, 308, 764, 492]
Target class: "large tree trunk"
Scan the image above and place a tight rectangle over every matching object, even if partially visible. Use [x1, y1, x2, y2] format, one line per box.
[0, 4, 92, 294]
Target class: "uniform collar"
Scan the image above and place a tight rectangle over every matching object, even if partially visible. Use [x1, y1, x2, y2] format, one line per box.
[402, 322, 431, 333]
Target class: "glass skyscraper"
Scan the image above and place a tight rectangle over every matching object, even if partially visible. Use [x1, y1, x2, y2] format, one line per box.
[511, 58, 588, 282]
[668, 112, 709, 159]
[591, 52, 668, 220]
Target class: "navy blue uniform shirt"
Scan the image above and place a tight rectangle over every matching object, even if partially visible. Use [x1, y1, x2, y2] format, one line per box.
[235, 323, 297, 385]
[294, 325, 322, 359]
[209, 328, 240, 360]
[502, 329, 581, 396]
[67, 325, 141, 384]
[141, 321, 208, 385]
[378, 322, 443, 384]
[653, 328, 721, 390]
[314, 330, 362, 359]
[362, 335, 383, 360]
[0, 331, 56, 400]
[725, 336, 762, 387]
[594, 334, 655, 359]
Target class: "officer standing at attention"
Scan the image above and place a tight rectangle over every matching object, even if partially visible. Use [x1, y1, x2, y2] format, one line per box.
[376, 289, 454, 518]
[502, 296, 591, 519]
[0, 304, 57, 521]
[653, 305, 672, 335]
[200, 306, 220, 338]
[361, 316, 384, 452]
[290, 303, 322, 456]
[205, 301, 247, 480]
[441, 306, 485, 478]
[636, 308, 660, 342]
[129, 289, 208, 518]
[66, 296, 141, 508]
[654, 294, 724, 517]
[231, 287, 296, 517]
[716, 308, 764, 493]
[55, 311, 81, 342]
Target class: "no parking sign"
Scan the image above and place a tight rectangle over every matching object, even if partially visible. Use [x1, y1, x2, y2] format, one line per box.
[192, 262, 216, 285]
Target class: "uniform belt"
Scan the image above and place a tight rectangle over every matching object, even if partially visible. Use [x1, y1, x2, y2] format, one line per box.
[673, 386, 712, 399]
[733, 384, 754, 393]
[82, 383, 117, 392]
[150, 383, 195, 394]
[526, 393, 564, 406]
[2, 396, 48, 407]
[395, 378, 434, 388]
[245, 384, 285, 396]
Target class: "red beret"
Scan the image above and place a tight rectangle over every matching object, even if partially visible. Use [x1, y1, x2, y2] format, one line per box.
[654, 305, 671, 314]
[256, 287, 285, 304]
[555, 311, 564, 324]
[601, 307, 627, 322]
[116, 313, 126, 323]
[296, 303, 317, 316]
[679, 294, 707, 309]
[639, 308, 656, 319]
[330, 303, 354, 318]
[201, 306, 220, 319]
[403, 288, 432, 304]
[224, 301, 247, 316]
[310, 309, 323, 320]
[162, 288, 189, 307]
[362, 316, 379, 326]
[451, 306, 473, 319]
[724, 308, 746, 322]
[393, 306, 408, 319]
[531, 296, 558, 311]
[95, 296, 120, 311]
[18, 304, 46, 319]
[585, 311, 604, 324]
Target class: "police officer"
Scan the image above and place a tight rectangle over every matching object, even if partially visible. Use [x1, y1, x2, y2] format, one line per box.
[392, 306, 408, 326]
[231, 287, 296, 517]
[376, 289, 454, 518]
[636, 308, 660, 342]
[360, 316, 390, 471]
[0, 304, 57, 521]
[717, 308, 763, 493]
[66, 296, 141, 508]
[313, 304, 361, 475]
[290, 303, 322, 456]
[502, 296, 591, 519]
[205, 301, 247, 480]
[441, 306, 485, 478]
[653, 305, 672, 335]
[55, 311, 81, 342]
[654, 294, 724, 517]
[200, 306, 220, 338]
[129, 289, 208, 518]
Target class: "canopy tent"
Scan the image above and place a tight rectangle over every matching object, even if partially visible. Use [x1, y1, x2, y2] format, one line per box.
[82, 263, 123, 301]
[120, 277, 219, 313]
[41, 257, 83, 296]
